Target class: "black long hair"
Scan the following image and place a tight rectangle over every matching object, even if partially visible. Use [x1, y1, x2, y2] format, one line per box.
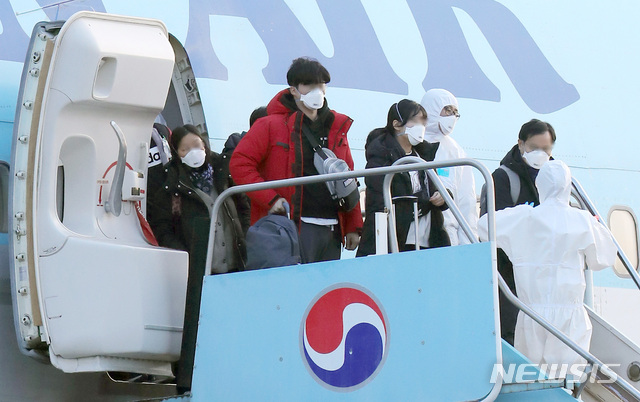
[365, 99, 427, 149]
[170, 124, 212, 161]
[385, 99, 427, 134]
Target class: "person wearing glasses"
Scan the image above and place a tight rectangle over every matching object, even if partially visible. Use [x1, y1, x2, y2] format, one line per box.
[357, 99, 451, 257]
[406, 89, 477, 249]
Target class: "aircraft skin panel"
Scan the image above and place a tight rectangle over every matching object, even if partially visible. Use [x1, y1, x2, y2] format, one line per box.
[0, 1, 639, 399]
[592, 286, 640, 346]
[0, 265, 179, 401]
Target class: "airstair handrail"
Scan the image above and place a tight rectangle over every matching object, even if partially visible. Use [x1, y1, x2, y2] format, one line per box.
[201, 158, 640, 399]
[203, 158, 503, 399]
[205, 160, 493, 275]
[571, 177, 640, 291]
[496, 267, 640, 399]
[491, 180, 640, 398]
[379, 158, 640, 399]
[379, 157, 502, 400]
[104, 120, 127, 217]
[382, 156, 483, 252]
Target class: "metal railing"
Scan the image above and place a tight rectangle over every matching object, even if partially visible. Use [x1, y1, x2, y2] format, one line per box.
[104, 120, 126, 216]
[204, 158, 503, 400]
[383, 156, 481, 253]
[380, 157, 640, 400]
[205, 160, 495, 275]
[571, 177, 640, 290]
[201, 157, 640, 400]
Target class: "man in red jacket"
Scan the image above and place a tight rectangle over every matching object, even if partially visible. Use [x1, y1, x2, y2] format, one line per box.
[230, 57, 362, 263]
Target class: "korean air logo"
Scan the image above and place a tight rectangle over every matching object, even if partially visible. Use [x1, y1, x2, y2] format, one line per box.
[301, 285, 389, 391]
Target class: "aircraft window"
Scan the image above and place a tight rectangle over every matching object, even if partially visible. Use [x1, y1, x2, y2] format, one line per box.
[0, 162, 7, 233]
[608, 207, 639, 276]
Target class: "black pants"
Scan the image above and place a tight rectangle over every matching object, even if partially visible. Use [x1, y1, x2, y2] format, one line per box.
[299, 221, 342, 263]
[497, 248, 519, 346]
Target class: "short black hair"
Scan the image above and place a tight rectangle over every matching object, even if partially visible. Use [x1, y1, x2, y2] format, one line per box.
[286, 57, 330, 87]
[518, 119, 556, 143]
[249, 106, 268, 127]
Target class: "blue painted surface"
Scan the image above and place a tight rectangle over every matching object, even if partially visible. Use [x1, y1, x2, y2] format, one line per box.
[0, 63, 19, 165]
[190, 242, 499, 401]
[592, 268, 639, 290]
[496, 341, 577, 401]
[0, 118, 15, 165]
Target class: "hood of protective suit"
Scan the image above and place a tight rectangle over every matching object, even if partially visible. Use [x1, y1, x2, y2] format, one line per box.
[421, 88, 458, 142]
[535, 160, 571, 205]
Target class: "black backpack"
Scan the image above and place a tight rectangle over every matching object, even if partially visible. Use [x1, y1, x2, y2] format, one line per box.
[245, 211, 301, 270]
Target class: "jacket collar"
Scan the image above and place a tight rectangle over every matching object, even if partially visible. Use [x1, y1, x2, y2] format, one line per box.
[501, 144, 536, 181]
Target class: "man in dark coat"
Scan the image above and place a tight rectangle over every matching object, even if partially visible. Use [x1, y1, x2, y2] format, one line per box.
[484, 118, 556, 345]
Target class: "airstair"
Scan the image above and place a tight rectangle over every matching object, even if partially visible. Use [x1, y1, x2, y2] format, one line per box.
[158, 157, 640, 401]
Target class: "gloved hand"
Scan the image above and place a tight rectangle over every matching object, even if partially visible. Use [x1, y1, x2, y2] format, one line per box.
[344, 232, 360, 250]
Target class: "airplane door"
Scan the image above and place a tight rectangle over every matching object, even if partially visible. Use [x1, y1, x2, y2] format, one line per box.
[10, 12, 188, 376]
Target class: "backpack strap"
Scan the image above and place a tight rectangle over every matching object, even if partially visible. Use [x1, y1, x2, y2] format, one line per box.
[499, 165, 520, 205]
[301, 124, 329, 160]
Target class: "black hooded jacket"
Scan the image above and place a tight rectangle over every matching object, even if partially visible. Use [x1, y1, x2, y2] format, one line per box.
[357, 128, 451, 257]
[493, 144, 541, 211]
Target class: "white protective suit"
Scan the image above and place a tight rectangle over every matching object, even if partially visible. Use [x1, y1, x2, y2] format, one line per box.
[478, 160, 616, 367]
[407, 89, 477, 247]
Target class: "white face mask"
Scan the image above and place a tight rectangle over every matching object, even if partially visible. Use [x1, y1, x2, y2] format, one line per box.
[522, 149, 550, 169]
[405, 124, 426, 145]
[181, 148, 206, 168]
[298, 87, 325, 110]
[438, 115, 458, 136]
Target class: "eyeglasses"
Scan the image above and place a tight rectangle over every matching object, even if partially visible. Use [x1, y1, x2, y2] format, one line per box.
[442, 105, 460, 118]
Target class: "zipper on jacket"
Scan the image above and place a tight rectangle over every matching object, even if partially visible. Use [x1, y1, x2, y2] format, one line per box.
[331, 118, 353, 151]
[177, 179, 210, 210]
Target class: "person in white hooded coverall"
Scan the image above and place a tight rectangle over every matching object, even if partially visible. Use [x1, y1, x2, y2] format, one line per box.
[478, 160, 616, 368]
[407, 89, 478, 248]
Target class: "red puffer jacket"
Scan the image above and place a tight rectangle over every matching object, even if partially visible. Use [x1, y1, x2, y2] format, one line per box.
[230, 89, 363, 240]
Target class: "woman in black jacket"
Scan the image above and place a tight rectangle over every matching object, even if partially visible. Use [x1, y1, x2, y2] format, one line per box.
[150, 124, 246, 273]
[357, 99, 451, 257]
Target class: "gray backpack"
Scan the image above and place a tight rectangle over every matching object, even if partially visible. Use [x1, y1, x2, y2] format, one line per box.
[301, 125, 360, 212]
[245, 205, 301, 270]
[480, 165, 520, 216]
[313, 147, 360, 212]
